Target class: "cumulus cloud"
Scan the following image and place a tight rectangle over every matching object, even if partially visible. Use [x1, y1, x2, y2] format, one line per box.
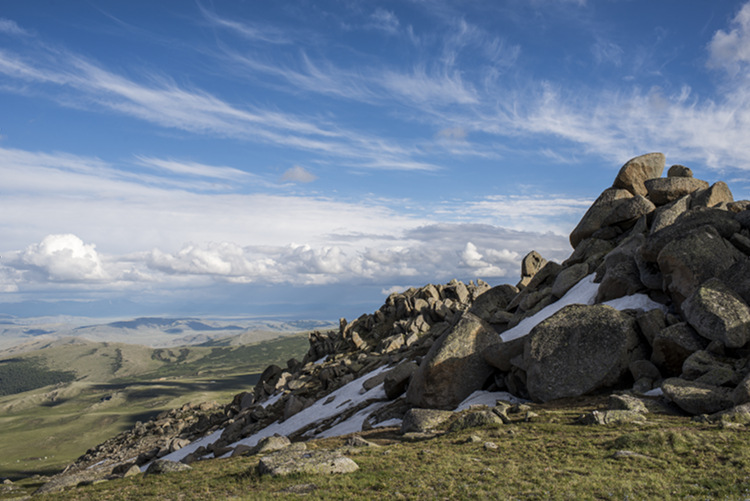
[18, 234, 107, 282]
[281, 165, 318, 183]
[708, 2, 750, 74]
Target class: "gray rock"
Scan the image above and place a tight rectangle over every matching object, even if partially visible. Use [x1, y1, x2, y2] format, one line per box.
[251, 434, 292, 455]
[551, 263, 589, 299]
[406, 312, 498, 410]
[608, 394, 648, 414]
[257, 450, 358, 476]
[145, 459, 193, 475]
[481, 336, 525, 372]
[682, 278, 750, 348]
[636, 309, 667, 346]
[602, 196, 656, 228]
[524, 304, 644, 403]
[730, 233, 750, 255]
[650, 323, 706, 377]
[662, 378, 734, 415]
[719, 258, 750, 306]
[579, 409, 646, 425]
[448, 410, 504, 432]
[345, 436, 379, 447]
[649, 195, 691, 234]
[520, 251, 547, 280]
[570, 188, 633, 248]
[691, 181, 734, 209]
[469, 284, 518, 321]
[644, 177, 709, 205]
[383, 361, 418, 400]
[657, 226, 743, 305]
[613, 152, 666, 197]
[668, 164, 693, 178]
[564, 238, 616, 267]
[682, 350, 737, 381]
[595, 233, 646, 302]
[641, 208, 741, 262]
[629, 359, 662, 382]
[401, 408, 454, 433]
[731, 374, 750, 405]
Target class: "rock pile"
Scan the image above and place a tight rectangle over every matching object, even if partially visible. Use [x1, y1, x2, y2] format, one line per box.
[45, 152, 750, 492]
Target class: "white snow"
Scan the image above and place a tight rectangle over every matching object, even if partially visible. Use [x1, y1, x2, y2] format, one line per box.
[148, 428, 222, 469]
[228, 365, 390, 448]
[313, 355, 328, 365]
[372, 418, 403, 429]
[501, 274, 666, 342]
[643, 387, 664, 397]
[315, 401, 389, 438]
[154, 365, 391, 464]
[454, 390, 527, 412]
[259, 391, 283, 409]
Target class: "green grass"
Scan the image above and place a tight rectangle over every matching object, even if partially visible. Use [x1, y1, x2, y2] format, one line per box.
[17, 400, 750, 500]
[0, 334, 309, 480]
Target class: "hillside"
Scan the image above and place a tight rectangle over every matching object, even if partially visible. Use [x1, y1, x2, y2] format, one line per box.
[8, 152, 750, 499]
[0, 333, 309, 480]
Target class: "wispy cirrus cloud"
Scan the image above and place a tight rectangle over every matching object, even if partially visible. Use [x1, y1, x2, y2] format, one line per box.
[0, 38, 442, 172]
[0, 18, 28, 36]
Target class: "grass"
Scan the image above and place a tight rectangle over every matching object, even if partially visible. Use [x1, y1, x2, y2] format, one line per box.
[11, 398, 750, 500]
[0, 334, 309, 480]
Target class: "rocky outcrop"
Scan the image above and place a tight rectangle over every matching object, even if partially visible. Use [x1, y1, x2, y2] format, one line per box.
[44, 152, 750, 495]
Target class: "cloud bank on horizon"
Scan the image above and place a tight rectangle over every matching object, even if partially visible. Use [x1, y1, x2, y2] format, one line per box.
[1, 1, 750, 318]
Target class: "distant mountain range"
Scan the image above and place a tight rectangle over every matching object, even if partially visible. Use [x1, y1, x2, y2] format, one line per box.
[0, 316, 337, 352]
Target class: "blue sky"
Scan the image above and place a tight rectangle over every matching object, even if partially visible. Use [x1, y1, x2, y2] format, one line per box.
[2, 0, 750, 320]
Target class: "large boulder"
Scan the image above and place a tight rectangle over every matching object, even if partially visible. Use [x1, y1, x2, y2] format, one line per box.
[406, 312, 498, 409]
[641, 209, 741, 262]
[692, 181, 734, 209]
[649, 195, 690, 234]
[682, 278, 750, 349]
[657, 226, 744, 305]
[523, 304, 644, 403]
[661, 378, 734, 415]
[613, 152, 666, 197]
[469, 284, 518, 322]
[570, 188, 633, 248]
[595, 233, 646, 302]
[644, 177, 709, 206]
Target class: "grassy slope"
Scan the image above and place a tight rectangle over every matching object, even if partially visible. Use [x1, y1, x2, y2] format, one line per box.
[0, 334, 309, 480]
[8, 397, 750, 500]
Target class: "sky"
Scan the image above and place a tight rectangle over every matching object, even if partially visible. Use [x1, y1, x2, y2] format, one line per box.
[2, 0, 750, 321]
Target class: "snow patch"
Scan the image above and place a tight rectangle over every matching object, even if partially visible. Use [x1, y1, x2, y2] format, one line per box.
[454, 390, 527, 412]
[315, 401, 389, 438]
[260, 391, 283, 409]
[149, 428, 221, 469]
[373, 418, 403, 429]
[229, 365, 390, 449]
[643, 387, 664, 397]
[501, 274, 666, 342]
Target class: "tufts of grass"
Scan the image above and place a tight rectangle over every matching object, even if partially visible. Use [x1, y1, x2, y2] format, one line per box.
[19, 405, 750, 501]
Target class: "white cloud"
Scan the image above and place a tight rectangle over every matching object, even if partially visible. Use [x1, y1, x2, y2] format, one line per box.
[281, 165, 318, 183]
[17, 234, 106, 282]
[136, 156, 252, 181]
[369, 9, 400, 34]
[0, 18, 28, 36]
[708, 2, 750, 74]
